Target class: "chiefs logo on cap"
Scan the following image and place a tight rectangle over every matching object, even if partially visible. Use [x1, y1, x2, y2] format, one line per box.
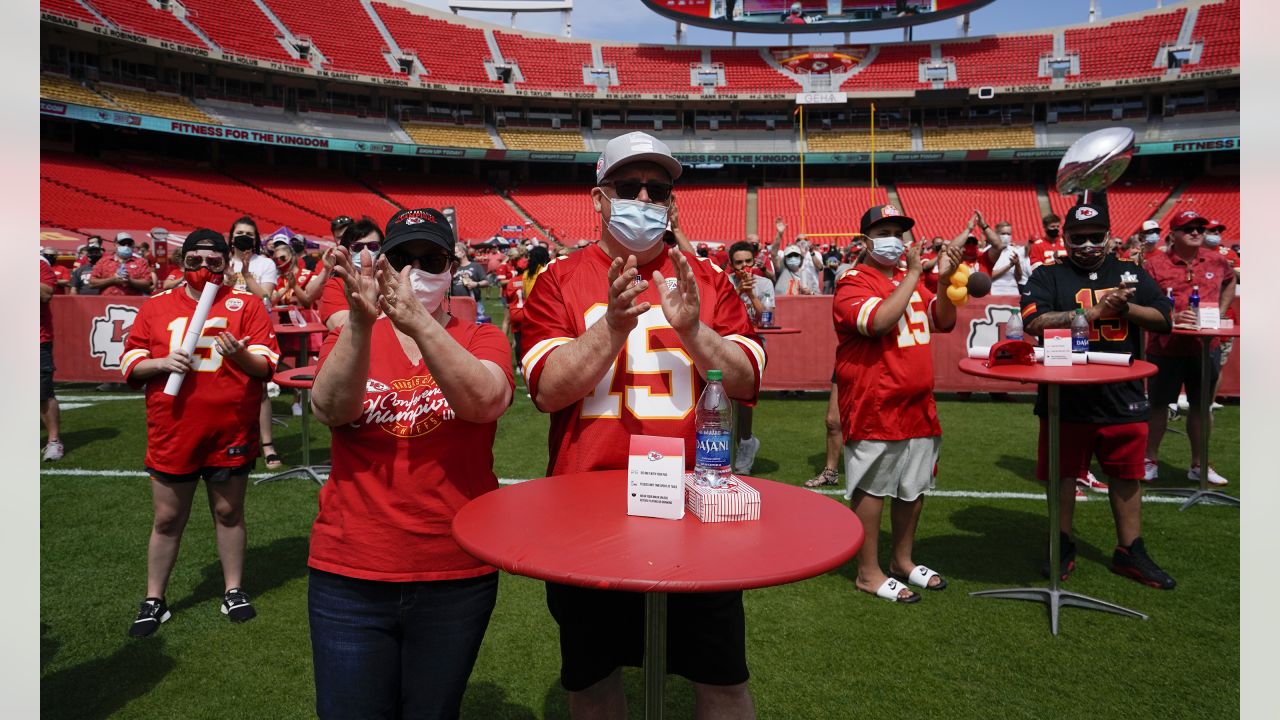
[595, 156, 605, 174]
[1075, 206, 1099, 220]
[404, 216, 424, 225]
[882, 205, 899, 216]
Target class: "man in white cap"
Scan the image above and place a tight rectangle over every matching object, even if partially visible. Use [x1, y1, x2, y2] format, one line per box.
[520, 132, 765, 718]
[88, 232, 155, 296]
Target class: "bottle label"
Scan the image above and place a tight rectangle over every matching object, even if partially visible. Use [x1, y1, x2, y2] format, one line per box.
[1072, 337, 1089, 353]
[695, 430, 731, 467]
[760, 311, 773, 327]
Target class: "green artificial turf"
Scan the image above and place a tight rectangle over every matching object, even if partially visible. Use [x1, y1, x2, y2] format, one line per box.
[40, 383, 1239, 719]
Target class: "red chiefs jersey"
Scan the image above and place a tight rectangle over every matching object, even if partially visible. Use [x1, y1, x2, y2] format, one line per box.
[503, 272, 529, 330]
[494, 261, 517, 288]
[1028, 238, 1068, 269]
[274, 268, 315, 305]
[1216, 245, 1240, 269]
[1143, 246, 1235, 357]
[833, 267, 945, 442]
[40, 260, 56, 343]
[90, 255, 152, 295]
[49, 264, 71, 295]
[318, 275, 348, 326]
[310, 317, 514, 582]
[521, 245, 765, 475]
[121, 286, 280, 473]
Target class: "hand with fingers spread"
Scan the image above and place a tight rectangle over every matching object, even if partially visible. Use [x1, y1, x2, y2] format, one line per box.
[158, 347, 194, 375]
[213, 332, 251, 360]
[605, 254, 650, 335]
[935, 243, 963, 287]
[376, 257, 436, 337]
[333, 246, 380, 326]
[653, 247, 701, 336]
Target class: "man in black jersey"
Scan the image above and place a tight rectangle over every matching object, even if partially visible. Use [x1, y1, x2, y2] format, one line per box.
[1020, 201, 1177, 589]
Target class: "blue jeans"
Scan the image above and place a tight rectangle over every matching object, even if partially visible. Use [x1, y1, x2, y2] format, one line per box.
[308, 568, 498, 720]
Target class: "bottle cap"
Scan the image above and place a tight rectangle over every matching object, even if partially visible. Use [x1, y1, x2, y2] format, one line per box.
[707, 369, 722, 381]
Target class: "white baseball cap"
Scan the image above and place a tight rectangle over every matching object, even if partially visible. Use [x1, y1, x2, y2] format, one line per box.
[595, 132, 682, 184]
[1141, 220, 1160, 232]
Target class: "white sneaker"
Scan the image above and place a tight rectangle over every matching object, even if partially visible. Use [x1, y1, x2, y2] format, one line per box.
[1210, 402, 1224, 412]
[42, 440, 64, 461]
[1188, 465, 1228, 486]
[732, 436, 760, 475]
[1176, 394, 1190, 413]
[1144, 459, 1159, 481]
[291, 402, 303, 416]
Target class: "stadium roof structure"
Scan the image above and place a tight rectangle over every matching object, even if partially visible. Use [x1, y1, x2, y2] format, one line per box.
[641, 0, 998, 34]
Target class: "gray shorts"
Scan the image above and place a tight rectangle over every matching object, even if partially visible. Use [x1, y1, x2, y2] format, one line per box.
[843, 436, 940, 502]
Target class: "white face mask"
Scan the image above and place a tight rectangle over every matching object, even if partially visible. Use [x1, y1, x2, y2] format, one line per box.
[870, 236, 905, 265]
[784, 256, 803, 271]
[1143, 232, 1160, 245]
[999, 233, 1013, 244]
[607, 198, 668, 252]
[409, 268, 450, 313]
[1204, 233, 1222, 247]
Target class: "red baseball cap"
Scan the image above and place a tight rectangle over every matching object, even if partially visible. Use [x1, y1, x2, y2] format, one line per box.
[1171, 210, 1209, 230]
[1207, 218, 1227, 232]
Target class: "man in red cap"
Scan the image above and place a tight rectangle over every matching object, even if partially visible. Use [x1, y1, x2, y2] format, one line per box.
[1204, 219, 1240, 276]
[1142, 210, 1236, 486]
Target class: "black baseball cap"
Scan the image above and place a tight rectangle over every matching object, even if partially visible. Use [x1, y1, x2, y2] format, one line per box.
[182, 228, 230, 255]
[1063, 202, 1110, 231]
[331, 215, 353, 232]
[382, 208, 455, 257]
[859, 204, 915, 235]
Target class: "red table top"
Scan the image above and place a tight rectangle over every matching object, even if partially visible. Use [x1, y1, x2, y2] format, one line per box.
[1172, 325, 1240, 339]
[274, 365, 317, 390]
[452, 471, 863, 594]
[755, 327, 801, 335]
[272, 322, 326, 336]
[958, 357, 1157, 386]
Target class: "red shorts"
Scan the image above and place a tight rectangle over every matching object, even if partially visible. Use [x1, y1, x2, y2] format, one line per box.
[1036, 420, 1147, 482]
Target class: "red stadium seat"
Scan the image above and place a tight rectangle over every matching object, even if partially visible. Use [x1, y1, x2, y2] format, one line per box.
[711, 50, 801, 93]
[1065, 8, 1185, 80]
[373, 3, 502, 87]
[1187, 0, 1239, 70]
[84, 0, 207, 47]
[364, 174, 538, 244]
[894, 182, 1043, 243]
[757, 186, 890, 241]
[1160, 177, 1240, 244]
[265, 0, 398, 77]
[507, 185, 598, 244]
[496, 32, 594, 90]
[603, 45, 699, 95]
[40, 0, 104, 25]
[942, 34, 1052, 88]
[183, 0, 310, 68]
[841, 44, 931, 91]
[1048, 180, 1175, 241]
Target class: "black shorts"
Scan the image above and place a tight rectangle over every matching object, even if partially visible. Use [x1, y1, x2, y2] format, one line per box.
[146, 460, 254, 484]
[1148, 351, 1222, 408]
[41, 342, 55, 402]
[545, 582, 749, 691]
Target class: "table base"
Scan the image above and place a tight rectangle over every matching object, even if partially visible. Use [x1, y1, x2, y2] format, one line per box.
[255, 464, 329, 486]
[644, 592, 667, 720]
[1147, 487, 1240, 511]
[969, 586, 1147, 636]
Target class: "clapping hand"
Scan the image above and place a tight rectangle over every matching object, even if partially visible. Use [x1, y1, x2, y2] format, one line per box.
[935, 242, 963, 285]
[1098, 286, 1135, 318]
[653, 247, 701, 336]
[605, 254, 650, 335]
[333, 246, 379, 325]
[376, 257, 435, 336]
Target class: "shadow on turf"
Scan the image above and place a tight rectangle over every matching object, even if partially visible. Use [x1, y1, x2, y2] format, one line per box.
[54, 427, 121, 454]
[539, 671, 697, 719]
[461, 681, 537, 719]
[168, 535, 309, 614]
[832, 505, 1107, 586]
[42, 635, 175, 719]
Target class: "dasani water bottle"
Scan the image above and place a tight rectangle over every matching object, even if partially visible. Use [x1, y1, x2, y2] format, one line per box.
[694, 370, 732, 488]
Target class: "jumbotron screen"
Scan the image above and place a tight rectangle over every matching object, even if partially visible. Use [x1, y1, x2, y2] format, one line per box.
[641, 0, 996, 32]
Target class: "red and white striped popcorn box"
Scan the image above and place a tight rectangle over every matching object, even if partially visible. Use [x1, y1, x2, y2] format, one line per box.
[683, 473, 761, 523]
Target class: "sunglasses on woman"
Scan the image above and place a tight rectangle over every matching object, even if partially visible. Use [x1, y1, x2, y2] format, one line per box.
[350, 240, 381, 253]
[386, 250, 451, 274]
[601, 179, 673, 203]
[182, 254, 227, 272]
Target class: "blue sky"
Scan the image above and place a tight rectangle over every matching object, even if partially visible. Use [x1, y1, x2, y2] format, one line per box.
[405, 0, 1183, 45]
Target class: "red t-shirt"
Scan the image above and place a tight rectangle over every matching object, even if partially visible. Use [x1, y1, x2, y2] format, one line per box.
[1142, 247, 1235, 357]
[520, 245, 765, 475]
[494, 262, 516, 288]
[1028, 239, 1067, 269]
[502, 272, 528, 330]
[90, 256, 152, 296]
[1215, 245, 1240, 269]
[274, 268, 315, 305]
[49, 264, 71, 295]
[40, 260, 56, 343]
[121, 286, 280, 473]
[309, 317, 514, 582]
[318, 275, 348, 326]
[833, 267, 944, 442]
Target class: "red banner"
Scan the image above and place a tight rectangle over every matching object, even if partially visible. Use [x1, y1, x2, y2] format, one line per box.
[760, 295, 1240, 396]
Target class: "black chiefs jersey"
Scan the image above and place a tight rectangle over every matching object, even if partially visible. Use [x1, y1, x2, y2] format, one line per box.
[1021, 255, 1172, 424]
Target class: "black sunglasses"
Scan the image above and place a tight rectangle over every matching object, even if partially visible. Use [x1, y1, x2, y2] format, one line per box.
[1068, 232, 1108, 246]
[350, 240, 381, 253]
[1175, 226, 1206, 235]
[386, 250, 451, 274]
[182, 255, 227, 272]
[602, 179, 673, 203]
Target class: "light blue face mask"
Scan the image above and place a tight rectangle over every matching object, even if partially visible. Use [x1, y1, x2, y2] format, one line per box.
[607, 198, 669, 252]
[870, 236, 904, 265]
[116, 246, 134, 259]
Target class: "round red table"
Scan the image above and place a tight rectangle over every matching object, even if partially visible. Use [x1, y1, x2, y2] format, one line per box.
[453, 470, 862, 718]
[958, 357, 1157, 635]
[754, 326, 800, 335]
[256, 366, 328, 486]
[1153, 326, 1242, 509]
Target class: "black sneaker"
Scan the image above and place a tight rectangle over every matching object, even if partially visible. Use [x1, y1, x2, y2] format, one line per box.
[1040, 532, 1077, 581]
[1111, 537, 1176, 590]
[221, 588, 257, 622]
[127, 597, 170, 638]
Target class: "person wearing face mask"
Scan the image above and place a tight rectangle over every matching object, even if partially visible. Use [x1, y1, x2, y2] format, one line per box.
[308, 207, 514, 720]
[990, 221, 1031, 296]
[1021, 202, 1177, 590]
[268, 238, 318, 308]
[519, 131, 764, 719]
[952, 209, 1003, 278]
[774, 245, 819, 295]
[1128, 219, 1163, 268]
[89, 232, 155, 296]
[1204, 218, 1240, 275]
[317, 217, 384, 332]
[120, 228, 280, 638]
[505, 245, 551, 367]
[450, 242, 491, 320]
[225, 218, 277, 303]
[1028, 213, 1068, 271]
[833, 204, 962, 603]
[70, 239, 105, 296]
[1141, 210, 1236, 488]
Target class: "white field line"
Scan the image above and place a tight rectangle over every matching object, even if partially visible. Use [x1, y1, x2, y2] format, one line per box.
[38, 468, 1201, 504]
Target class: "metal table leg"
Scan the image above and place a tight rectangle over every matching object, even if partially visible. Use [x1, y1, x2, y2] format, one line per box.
[970, 384, 1147, 634]
[256, 387, 328, 486]
[1147, 338, 1239, 510]
[644, 592, 667, 720]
